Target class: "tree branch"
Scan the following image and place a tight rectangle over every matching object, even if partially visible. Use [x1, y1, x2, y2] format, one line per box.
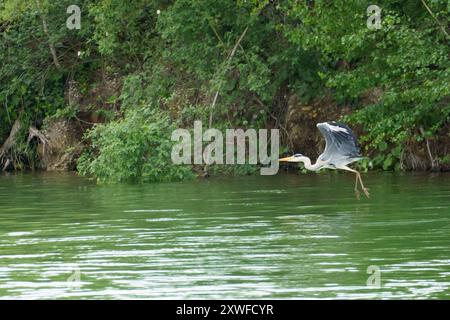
[208, 26, 249, 128]
[420, 0, 449, 39]
[35, 0, 62, 70]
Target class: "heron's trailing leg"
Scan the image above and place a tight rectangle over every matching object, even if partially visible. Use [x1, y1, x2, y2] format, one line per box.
[356, 172, 370, 198]
[341, 166, 369, 199]
[354, 174, 360, 200]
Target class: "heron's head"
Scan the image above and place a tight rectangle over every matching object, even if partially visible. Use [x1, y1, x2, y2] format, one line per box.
[278, 153, 304, 162]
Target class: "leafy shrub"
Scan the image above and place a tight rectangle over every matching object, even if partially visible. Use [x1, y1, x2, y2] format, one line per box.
[77, 107, 194, 183]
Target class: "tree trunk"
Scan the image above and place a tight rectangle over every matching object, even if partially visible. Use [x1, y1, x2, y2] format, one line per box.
[0, 117, 22, 170]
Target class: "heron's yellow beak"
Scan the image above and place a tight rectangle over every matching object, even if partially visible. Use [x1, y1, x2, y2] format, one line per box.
[278, 156, 295, 162]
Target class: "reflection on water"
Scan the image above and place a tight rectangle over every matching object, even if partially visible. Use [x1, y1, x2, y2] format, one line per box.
[0, 172, 449, 299]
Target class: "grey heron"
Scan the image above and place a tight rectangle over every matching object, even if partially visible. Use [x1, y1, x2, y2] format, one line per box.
[279, 121, 369, 199]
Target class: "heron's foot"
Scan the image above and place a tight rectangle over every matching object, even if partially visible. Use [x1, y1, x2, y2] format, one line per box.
[354, 189, 360, 200]
[362, 187, 370, 199]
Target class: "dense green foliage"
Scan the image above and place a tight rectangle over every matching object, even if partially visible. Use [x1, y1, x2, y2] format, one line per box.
[77, 107, 194, 182]
[284, 0, 450, 170]
[1, 0, 448, 180]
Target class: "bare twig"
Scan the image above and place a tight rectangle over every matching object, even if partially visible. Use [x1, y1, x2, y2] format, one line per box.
[208, 26, 249, 128]
[203, 27, 249, 176]
[208, 91, 220, 128]
[420, 0, 449, 39]
[35, 0, 62, 70]
[75, 115, 97, 125]
[208, 21, 225, 47]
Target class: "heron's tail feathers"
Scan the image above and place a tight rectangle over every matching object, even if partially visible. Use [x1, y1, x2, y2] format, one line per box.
[348, 156, 368, 163]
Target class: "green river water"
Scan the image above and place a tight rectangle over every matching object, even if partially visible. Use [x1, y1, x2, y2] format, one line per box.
[0, 172, 449, 299]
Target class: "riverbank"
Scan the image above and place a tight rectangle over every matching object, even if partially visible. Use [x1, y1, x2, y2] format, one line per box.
[1, 1, 448, 180]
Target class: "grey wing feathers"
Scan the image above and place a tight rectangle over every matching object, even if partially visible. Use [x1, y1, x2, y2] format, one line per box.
[316, 121, 362, 165]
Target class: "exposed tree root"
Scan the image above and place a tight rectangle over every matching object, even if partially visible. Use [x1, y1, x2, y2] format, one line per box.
[0, 118, 22, 171]
[28, 126, 49, 151]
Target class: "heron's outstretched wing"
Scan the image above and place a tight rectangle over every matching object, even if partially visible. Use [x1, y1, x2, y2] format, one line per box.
[316, 121, 362, 165]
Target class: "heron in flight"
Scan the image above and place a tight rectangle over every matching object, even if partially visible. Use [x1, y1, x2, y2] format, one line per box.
[279, 121, 369, 199]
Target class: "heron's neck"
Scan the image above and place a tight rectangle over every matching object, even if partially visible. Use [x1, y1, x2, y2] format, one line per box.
[299, 156, 322, 171]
